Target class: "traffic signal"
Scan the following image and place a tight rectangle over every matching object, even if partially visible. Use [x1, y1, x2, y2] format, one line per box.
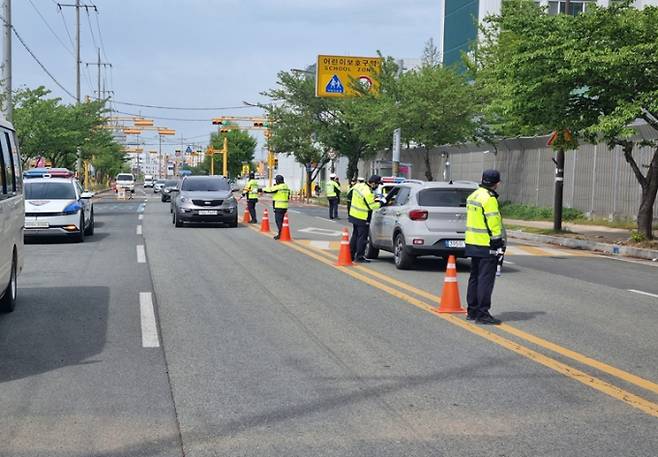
[211, 118, 225, 125]
[253, 121, 269, 128]
[274, 158, 279, 169]
[220, 128, 230, 133]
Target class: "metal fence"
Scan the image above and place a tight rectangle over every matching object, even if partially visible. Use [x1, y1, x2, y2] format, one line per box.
[362, 131, 658, 221]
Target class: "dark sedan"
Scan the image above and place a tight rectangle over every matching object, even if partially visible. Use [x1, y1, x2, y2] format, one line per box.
[160, 180, 179, 202]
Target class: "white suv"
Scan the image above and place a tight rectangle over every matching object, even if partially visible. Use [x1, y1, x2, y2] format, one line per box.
[0, 117, 23, 312]
[115, 173, 135, 193]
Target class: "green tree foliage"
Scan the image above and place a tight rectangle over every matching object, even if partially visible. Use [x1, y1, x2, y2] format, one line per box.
[476, 1, 658, 238]
[194, 125, 256, 178]
[10, 86, 126, 182]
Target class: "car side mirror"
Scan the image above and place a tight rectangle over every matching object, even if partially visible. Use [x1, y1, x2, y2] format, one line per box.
[170, 188, 179, 193]
[81, 191, 94, 199]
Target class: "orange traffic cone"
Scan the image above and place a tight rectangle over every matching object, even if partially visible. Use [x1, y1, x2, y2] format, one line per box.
[437, 255, 466, 314]
[278, 212, 292, 241]
[260, 208, 271, 232]
[242, 206, 251, 224]
[336, 228, 353, 266]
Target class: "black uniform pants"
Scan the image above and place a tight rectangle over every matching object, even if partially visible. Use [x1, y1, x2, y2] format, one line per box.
[247, 199, 258, 222]
[466, 255, 498, 318]
[274, 208, 287, 235]
[328, 197, 338, 219]
[350, 221, 369, 260]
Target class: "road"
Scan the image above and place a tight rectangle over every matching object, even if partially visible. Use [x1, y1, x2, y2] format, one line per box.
[1, 186, 657, 456]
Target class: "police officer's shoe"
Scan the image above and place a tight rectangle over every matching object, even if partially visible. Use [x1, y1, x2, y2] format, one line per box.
[476, 313, 501, 325]
[273, 235, 280, 240]
[355, 257, 371, 263]
[466, 311, 478, 321]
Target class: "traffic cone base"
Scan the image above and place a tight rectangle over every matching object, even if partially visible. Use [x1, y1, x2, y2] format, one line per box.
[242, 207, 251, 224]
[279, 213, 292, 241]
[260, 208, 271, 232]
[336, 228, 353, 266]
[437, 255, 466, 313]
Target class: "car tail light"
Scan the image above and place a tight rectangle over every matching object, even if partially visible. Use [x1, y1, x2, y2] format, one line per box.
[408, 209, 428, 221]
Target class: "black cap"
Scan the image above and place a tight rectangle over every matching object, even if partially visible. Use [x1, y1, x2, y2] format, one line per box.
[368, 174, 382, 185]
[482, 169, 501, 186]
[249, 171, 255, 179]
[275, 175, 284, 184]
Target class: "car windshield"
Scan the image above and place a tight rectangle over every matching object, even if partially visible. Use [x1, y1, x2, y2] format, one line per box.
[117, 174, 134, 181]
[25, 182, 77, 200]
[164, 180, 178, 187]
[156, 180, 165, 185]
[181, 177, 229, 192]
[417, 188, 473, 207]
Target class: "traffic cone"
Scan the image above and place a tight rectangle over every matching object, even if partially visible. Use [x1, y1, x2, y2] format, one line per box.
[242, 206, 251, 224]
[336, 228, 353, 266]
[437, 255, 466, 314]
[278, 212, 292, 241]
[260, 208, 271, 232]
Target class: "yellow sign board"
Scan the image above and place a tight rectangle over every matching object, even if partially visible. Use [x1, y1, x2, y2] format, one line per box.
[315, 55, 382, 98]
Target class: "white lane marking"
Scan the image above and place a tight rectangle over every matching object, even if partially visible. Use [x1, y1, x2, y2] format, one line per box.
[136, 225, 143, 235]
[597, 255, 658, 268]
[298, 227, 343, 237]
[138, 214, 144, 220]
[288, 209, 301, 214]
[503, 260, 515, 265]
[137, 245, 146, 263]
[628, 289, 658, 299]
[137, 203, 145, 213]
[139, 292, 160, 348]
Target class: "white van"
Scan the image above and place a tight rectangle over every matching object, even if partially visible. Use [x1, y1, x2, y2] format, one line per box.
[115, 173, 135, 193]
[0, 117, 23, 312]
[143, 174, 154, 188]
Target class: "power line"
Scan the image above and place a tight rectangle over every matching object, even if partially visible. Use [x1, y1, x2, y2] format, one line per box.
[85, 8, 97, 49]
[111, 100, 252, 111]
[0, 15, 75, 99]
[27, 0, 74, 57]
[94, 10, 109, 61]
[57, 5, 75, 49]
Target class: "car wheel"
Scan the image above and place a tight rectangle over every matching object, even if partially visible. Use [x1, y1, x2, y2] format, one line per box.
[393, 233, 414, 270]
[174, 211, 183, 228]
[365, 234, 379, 259]
[84, 210, 94, 236]
[74, 213, 85, 242]
[0, 252, 17, 313]
[228, 216, 238, 228]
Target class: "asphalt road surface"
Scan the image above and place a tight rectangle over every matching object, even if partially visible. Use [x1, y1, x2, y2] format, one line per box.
[1, 186, 656, 456]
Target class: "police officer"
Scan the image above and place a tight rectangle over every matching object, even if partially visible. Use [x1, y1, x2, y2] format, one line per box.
[263, 175, 290, 239]
[326, 173, 341, 220]
[243, 172, 260, 224]
[349, 175, 382, 263]
[465, 169, 505, 325]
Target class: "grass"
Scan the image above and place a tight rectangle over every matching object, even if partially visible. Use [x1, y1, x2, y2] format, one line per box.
[500, 202, 583, 221]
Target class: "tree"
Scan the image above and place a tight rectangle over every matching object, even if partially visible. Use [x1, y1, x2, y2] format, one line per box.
[475, 2, 591, 230]
[193, 125, 256, 178]
[398, 62, 479, 181]
[569, 2, 658, 239]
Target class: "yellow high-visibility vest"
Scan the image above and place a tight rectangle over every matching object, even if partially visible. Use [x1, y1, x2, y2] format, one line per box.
[264, 183, 290, 209]
[244, 179, 259, 199]
[349, 183, 380, 221]
[465, 186, 503, 247]
[326, 180, 340, 198]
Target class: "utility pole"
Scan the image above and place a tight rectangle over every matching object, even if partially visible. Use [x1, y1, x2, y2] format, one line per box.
[2, 0, 11, 122]
[392, 128, 401, 177]
[85, 48, 111, 101]
[58, 1, 96, 175]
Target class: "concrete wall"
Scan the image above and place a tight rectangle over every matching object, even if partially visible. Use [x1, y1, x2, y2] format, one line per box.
[363, 132, 658, 221]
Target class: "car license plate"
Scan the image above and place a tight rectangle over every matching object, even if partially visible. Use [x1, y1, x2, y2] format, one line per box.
[25, 220, 49, 228]
[198, 210, 218, 216]
[446, 240, 465, 248]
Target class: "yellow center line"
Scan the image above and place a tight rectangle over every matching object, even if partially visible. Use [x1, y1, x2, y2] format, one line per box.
[246, 226, 658, 418]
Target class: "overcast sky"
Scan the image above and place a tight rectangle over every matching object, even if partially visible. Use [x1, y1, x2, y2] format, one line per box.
[9, 0, 440, 157]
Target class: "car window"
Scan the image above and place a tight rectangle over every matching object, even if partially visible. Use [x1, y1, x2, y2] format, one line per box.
[181, 177, 229, 192]
[417, 188, 473, 207]
[7, 131, 22, 193]
[396, 187, 411, 206]
[384, 187, 400, 206]
[75, 181, 84, 196]
[165, 180, 178, 187]
[25, 182, 77, 200]
[0, 130, 14, 194]
[0, 137, 6, 196]
[117, 174, 134, 181]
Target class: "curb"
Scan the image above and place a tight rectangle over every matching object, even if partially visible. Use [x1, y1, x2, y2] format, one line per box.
[508, 230, 658, 262]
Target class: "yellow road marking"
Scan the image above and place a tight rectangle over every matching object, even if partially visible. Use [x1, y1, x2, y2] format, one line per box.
[247, 226, 658, 418]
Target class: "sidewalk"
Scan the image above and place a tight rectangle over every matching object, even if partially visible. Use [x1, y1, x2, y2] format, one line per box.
[505, 218, 658, 261]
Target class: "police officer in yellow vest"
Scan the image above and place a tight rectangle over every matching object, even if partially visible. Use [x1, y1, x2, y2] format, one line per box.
[262, 175, 290, 239]
[243, 172, 260, 224]
[349, 175, 382, 263]
[326, 173, 341, 220]
[465, 169, 505, 325]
